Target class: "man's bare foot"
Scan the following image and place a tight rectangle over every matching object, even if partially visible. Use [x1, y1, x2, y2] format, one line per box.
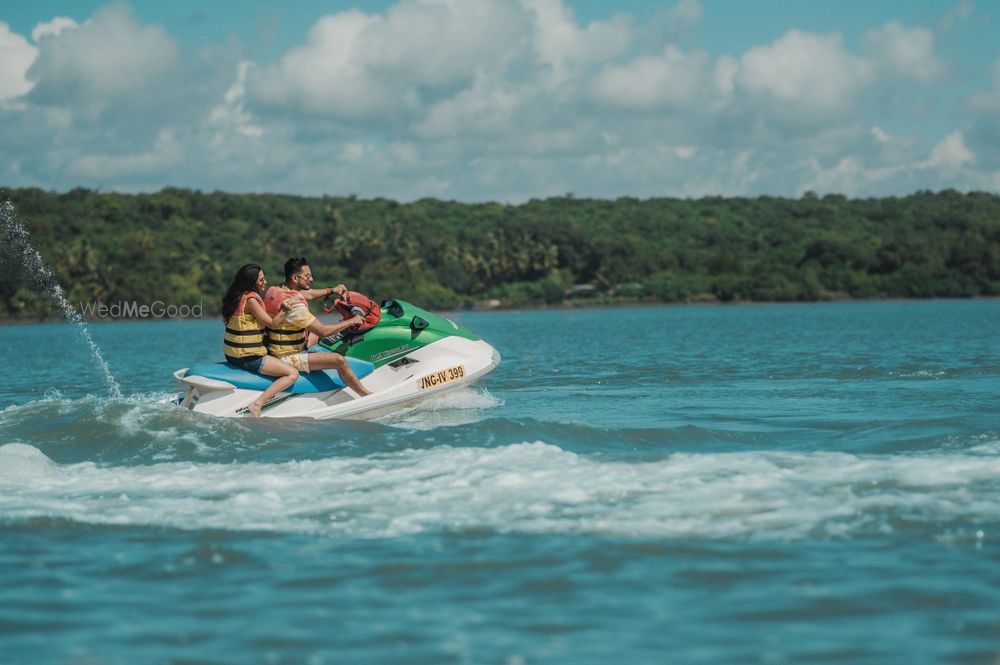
[249, 400, 263, 417]
[353, 385, 373, 397]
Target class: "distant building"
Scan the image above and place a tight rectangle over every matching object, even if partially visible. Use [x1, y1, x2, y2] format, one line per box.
[566, 284, 597, 298]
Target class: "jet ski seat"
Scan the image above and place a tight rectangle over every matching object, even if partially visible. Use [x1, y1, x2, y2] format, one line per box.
[184, 356, 375, 394]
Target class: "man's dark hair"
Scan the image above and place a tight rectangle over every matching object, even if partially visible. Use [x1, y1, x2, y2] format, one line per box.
[284, 256, 309, 281]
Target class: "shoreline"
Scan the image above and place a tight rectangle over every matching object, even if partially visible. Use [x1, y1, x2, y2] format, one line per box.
[1, 294, 997, 325]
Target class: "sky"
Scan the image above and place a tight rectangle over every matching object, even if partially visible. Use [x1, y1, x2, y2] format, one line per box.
[1, 0, 998, 202]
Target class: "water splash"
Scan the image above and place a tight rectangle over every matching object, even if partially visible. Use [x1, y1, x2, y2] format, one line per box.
[374, 387, 504, 429]
[1, 441, 998, 539]
[0, 199, 121, 397]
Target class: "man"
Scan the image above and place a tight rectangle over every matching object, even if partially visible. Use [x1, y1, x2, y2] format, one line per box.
[265, 256, 373, 397]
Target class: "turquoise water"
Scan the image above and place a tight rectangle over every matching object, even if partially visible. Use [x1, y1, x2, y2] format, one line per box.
[1, 300, 998, 664]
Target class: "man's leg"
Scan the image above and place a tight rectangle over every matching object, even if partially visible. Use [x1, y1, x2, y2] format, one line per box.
[305, 352, 373, 396]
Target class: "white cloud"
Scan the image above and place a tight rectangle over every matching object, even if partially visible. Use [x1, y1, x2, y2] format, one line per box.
[591, 45, 712, 110]
[666, 0, 703, 34]
[31, 17, 78, 42]
[209, 61, 263, 139]
[869, 126, 921, 166]
[801, 130, 979, 195]
[864, 21, 946, 82]
[66, 129, 183, 179]
[414, 73, 523, 138]
[965, 56, 1000, 169]
[521, 0, 632, 83]
[967, 57, 1000, 113]
[711, 55, 738, 99]
[372, 0, 527, 85]
[0, 22, 37, 102]
[926, 131, 974, 169]
[249, 11, 387, 118]
[0, 0, 995, 201]
[28, 4, 180, 112]
[248, 0, 527, 120]
[736, 30, 874, 123]
[938, 0, 973, 33]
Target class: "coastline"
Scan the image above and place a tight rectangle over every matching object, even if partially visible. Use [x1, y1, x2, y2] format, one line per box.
[2, 294, 996, 325]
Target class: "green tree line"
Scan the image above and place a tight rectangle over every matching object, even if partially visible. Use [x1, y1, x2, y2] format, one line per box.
[1, 187, 998, 319]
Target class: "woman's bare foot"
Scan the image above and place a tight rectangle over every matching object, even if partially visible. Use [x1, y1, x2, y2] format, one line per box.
[249, 399, 264, 417]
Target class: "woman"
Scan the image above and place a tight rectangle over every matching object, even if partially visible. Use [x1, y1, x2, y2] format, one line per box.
[220, 263, 298, 417]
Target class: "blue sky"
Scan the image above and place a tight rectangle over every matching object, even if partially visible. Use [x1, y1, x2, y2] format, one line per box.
[1, 0, 998, 201]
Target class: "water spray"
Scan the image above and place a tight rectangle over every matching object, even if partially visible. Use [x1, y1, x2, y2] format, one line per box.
[0, 199, 122, 397]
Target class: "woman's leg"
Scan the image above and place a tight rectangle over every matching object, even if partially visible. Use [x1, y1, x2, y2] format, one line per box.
[249, 356, 299, 417]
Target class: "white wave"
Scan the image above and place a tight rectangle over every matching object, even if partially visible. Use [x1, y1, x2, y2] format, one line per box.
[1, 442, 997, 540]
[0, 390, 178, 417]
[0, 392, 247, 460]
[965, 433, 1000, 455]
[374, 387, 504, 430]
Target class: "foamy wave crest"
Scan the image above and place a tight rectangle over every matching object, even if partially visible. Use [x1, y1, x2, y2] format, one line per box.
[0, 390, 178, 416]
[965, 433, 1000, 455]
[375, 387, 504, 429]
[0, 393, 259, 462]
[1, 442, 998, 540]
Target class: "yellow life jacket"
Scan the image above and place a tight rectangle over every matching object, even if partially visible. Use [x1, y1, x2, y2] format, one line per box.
[265, 318, 308, 356]
[224, 292, 267, 361]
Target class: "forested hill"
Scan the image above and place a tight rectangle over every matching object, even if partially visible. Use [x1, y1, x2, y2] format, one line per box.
[2, 187, 999, 319]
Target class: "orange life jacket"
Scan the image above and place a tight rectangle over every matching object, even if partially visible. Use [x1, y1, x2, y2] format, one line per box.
[262, 286, 305, 316]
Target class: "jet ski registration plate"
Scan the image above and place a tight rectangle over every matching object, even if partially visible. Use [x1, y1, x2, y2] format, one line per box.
[418, 365, 466, 390]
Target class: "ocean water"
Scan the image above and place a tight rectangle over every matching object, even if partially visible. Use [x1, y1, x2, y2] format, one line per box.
[1, 300, 998, 664]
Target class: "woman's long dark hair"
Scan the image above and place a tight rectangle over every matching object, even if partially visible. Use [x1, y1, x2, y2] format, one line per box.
[221, 263, 262, 321]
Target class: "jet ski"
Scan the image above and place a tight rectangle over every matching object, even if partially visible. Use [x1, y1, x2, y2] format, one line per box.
[174, 299, 500, 419]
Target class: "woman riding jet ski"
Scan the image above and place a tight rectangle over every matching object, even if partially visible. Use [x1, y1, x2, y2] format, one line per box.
[175, 276, 501, 419]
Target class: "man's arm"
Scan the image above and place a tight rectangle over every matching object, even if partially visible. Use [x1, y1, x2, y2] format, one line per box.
[296, 287, 335, 302]
[306, 315, 365, 338]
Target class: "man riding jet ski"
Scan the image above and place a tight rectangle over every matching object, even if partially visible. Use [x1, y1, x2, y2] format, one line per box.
[257, 258, 374, 400]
